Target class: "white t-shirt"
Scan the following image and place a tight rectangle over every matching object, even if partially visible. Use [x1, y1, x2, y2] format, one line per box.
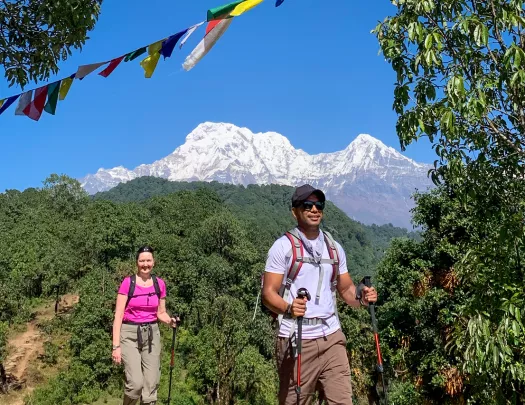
[265, 230, 349, 339]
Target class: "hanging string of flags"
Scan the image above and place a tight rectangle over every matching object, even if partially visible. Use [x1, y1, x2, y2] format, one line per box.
[0, 0, 280, 121]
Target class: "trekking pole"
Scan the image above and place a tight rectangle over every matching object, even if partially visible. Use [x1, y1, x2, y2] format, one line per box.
[357, 276, 387, 404]
[167, 316, 179, 405]
[295, 288, 311, 405]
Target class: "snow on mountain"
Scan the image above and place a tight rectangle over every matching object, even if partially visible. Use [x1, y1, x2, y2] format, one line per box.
[79, 122, 433, 228]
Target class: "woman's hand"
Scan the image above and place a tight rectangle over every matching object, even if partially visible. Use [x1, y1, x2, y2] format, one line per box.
[112, 347, 122, 364]
[169, 316, 180, 328]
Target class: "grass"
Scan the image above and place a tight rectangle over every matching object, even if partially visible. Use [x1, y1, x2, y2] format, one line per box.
[90, 397, 122, 405]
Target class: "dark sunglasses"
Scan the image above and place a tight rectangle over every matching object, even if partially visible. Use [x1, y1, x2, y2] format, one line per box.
[301, 200, 325, 211]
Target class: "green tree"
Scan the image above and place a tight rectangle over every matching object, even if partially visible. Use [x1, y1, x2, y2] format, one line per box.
[374, 2, 525, 402]
[0, 0, 102, 88]
[373, 0, 525, 186]
[42, 174, 89, 219]
[376, 187, 525, 403]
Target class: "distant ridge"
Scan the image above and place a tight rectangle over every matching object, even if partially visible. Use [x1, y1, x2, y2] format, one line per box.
[80, 122, 433, 228]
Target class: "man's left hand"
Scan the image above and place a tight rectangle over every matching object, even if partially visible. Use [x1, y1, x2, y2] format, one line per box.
[361, 286, 377, 305]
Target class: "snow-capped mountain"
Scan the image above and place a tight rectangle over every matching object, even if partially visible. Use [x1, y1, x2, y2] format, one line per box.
[80, 122, 433, 228]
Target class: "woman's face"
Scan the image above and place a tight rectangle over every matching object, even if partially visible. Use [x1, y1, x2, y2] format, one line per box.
[137, 252, 155, 275]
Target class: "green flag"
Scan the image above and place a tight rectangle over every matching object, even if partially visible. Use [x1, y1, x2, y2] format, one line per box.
[207, 0, 245, 21]
[44, 81, 60, 115]
[125, 47, 147, 62]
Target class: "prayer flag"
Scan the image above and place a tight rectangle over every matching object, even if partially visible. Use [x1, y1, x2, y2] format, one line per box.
[180, 22, 205, 49]
[230, 0, 263, 16]
[23, 86, 48, 121]
[76, 62, 108, 80]
[99, 56, 126, 77]
[140, 41, 163, 78]
[59, 75, 75, 100]
[207, 0, 244, 20]
[0, 95, 20, 115]
[160, 30, 188, 59]
[15, 91, 33, 115]
[125, 47, 147, 62]
[206, 20, 222, 36]
[182, 18, 233, 71]
[44, 81, 60, 115]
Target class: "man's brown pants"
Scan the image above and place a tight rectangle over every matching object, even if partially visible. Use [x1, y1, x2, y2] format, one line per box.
[276, 329, 353, 405]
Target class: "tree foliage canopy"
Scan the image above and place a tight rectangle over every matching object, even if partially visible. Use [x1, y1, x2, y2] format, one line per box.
[0, 176, 413, 404]
[374, 1, 525, 403]
[373, 0, 525, 187]
[0, 0, 102, 88]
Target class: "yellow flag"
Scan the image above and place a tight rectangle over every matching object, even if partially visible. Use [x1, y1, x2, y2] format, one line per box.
[0, 99, 4, 109]
[230, 0, 264, 16]
[140, 40, 163, 78]
[59, 77, 74, 100]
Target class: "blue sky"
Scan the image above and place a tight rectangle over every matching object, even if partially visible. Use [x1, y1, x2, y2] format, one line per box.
[0, 0, 434, 192]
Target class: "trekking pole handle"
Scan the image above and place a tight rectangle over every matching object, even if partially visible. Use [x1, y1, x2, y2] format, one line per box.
[297, 288, 311, 302]
[356, 276, 379, 333]
[170, 314, 180, 368]
[295, 288, 310, 353]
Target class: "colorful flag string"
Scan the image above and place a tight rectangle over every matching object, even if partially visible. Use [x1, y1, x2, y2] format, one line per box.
[0, 0, 266, 121]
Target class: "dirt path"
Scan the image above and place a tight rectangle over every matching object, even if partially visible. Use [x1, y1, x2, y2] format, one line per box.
[1, 294, 79, 405]
[5, 322, 44, 382]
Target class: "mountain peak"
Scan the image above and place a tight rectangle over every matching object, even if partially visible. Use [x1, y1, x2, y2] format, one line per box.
[185, 121, 236, 142]
[80, 122, 433, 228]
[354, 133, 384, 144]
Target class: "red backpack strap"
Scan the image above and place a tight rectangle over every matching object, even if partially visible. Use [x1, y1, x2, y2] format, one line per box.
[276, 230, 304, 327]
[284, 230, 304, 283]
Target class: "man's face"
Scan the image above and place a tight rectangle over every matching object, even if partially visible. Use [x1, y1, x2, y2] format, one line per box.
[292, 193, 324, 228]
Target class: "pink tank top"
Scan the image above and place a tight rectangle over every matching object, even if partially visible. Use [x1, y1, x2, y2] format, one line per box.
[118, 276, 167, 323]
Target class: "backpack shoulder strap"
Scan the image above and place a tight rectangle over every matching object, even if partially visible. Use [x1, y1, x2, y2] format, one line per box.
[284, 230, 304, 282]
[125, 275, 136, 309]
[151, 274, 161, 300]
[277, 230, 304, 328]
[322, 230, 340, 283]
[322, 230, 341, 321]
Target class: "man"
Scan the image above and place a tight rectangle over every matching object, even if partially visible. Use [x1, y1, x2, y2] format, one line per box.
[262, 184, 378, 405]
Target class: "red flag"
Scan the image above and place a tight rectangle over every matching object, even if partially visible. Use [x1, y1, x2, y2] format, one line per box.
[23, 86, 48, 121]
[206, 20, 221, 36]
[99, 55, 126, 78]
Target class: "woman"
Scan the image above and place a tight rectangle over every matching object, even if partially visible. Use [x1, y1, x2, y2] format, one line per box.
[112, 245, 178, 405]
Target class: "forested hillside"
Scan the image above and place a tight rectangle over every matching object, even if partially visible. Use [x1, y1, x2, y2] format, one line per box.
[94, 177, 419, 277]
[0, 175, 412, 405]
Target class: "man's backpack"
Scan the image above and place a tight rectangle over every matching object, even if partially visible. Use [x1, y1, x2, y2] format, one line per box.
[125, 274, 162, 308]
[256, 228, 340, 326]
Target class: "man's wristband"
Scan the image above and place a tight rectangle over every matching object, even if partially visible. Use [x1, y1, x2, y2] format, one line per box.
[359, 298, 366, 307]
[112, 345, 120, 350]
[285, 303, 292, 315]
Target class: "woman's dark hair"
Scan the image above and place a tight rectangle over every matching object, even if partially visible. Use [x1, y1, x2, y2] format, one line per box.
[136, 245, 155, 261]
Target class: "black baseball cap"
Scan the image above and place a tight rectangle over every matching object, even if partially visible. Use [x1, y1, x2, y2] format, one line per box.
[291, 184, 326, 207]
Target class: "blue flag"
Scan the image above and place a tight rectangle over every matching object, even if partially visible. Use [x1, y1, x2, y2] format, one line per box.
[0, 94, 20, 115]
[276, 0, 285, 6]
[160, 29, 188, 59]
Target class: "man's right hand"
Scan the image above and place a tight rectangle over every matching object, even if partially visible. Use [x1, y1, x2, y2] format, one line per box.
[291, 296, 308, 317]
